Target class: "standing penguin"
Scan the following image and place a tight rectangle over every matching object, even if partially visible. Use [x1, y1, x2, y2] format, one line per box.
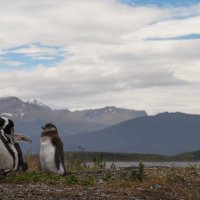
[39, 123, 67, 175]
[0, 117, 29, 171]
[0, 127, 32, 173]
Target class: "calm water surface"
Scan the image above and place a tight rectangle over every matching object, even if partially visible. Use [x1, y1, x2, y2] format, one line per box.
[105, 161, 200, 168]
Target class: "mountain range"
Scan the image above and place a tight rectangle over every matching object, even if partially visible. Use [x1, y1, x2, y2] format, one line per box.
[65, 112, 200, 155]
[0, 96, 146, 153]
[0, 96, 200, 156]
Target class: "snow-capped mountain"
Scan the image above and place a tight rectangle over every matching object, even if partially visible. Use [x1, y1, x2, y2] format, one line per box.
[0, 97, 51, 119]
[27, 99, 50, 109]
[0, 97, 147, 153]
[0, 97, 146, 127]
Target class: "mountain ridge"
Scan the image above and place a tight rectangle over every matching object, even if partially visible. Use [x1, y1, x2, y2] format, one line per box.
[0, 96, 147, 153]
[1, 96, 199, 156]
[65, 112, 200, 155]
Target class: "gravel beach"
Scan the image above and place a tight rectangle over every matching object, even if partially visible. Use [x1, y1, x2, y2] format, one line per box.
[0, 166, 200, 199]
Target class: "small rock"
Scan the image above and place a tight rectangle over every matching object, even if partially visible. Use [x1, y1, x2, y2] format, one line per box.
[77, 192, 84, 196]
[152, 184, 162, 190]
[98, 179, 104, 184]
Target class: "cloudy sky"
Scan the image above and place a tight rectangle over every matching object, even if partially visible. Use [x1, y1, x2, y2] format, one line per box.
[0, 0, 200, 114]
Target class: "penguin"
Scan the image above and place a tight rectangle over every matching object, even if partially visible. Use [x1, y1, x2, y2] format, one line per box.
[0, 128, 32, 173]
[39, 123, 67, 175]
[0, 117, 28, 171]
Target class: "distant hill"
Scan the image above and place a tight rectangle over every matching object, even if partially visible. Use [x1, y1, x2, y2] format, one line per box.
[65, 112, 200, 155]
[173, 149, 200, 161]
[0, 96, 147, 153]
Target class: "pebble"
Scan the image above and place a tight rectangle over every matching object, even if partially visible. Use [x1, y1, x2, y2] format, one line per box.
[151, 184, 162, 190]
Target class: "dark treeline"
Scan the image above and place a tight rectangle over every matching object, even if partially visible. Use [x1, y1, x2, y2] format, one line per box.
[63, 150, 200, 162]
[30, 150, 200, 162]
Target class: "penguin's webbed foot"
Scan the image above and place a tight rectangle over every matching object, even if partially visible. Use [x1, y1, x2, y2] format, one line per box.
[0, 169, 14, 176]
[18, 162, 28, 172]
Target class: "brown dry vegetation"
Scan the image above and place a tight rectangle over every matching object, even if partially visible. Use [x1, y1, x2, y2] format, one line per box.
[0, 155, 200, 199]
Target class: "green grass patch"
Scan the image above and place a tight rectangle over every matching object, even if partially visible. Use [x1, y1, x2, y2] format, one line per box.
[5, 171, 95, 186]
[5, 172, 62, 184]
[65, 174, 79, 185]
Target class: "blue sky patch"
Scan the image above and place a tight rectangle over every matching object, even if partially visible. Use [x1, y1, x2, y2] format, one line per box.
[120, 0, 200, 7]
[146, 33, 200, 41]
[0, 43, 66, 71]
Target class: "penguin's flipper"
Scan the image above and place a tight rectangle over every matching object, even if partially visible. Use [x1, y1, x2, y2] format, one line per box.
[55, 148, 62, 169]
[14, 143, 28, 171]
[11, 134, 32, 143]
[51, 137, 65, 170]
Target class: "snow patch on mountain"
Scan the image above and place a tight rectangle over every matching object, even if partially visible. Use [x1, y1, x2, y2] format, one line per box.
[27, 99, 51, 110]
[1, 112, 13, 117]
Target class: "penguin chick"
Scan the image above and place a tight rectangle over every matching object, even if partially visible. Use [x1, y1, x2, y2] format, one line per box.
[39, 123, 67, 175]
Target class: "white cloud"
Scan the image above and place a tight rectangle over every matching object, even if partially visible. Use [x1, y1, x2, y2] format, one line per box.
[0, 0, 200, 114]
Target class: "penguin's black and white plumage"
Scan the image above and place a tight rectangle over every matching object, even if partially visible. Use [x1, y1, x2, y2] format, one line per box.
[0, 117, 15, 135]
[0, 127, 32, 173]
[39, 123, 67, 175]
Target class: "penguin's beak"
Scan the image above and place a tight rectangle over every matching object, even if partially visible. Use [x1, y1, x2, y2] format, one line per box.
[12, 134, 32, 143]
